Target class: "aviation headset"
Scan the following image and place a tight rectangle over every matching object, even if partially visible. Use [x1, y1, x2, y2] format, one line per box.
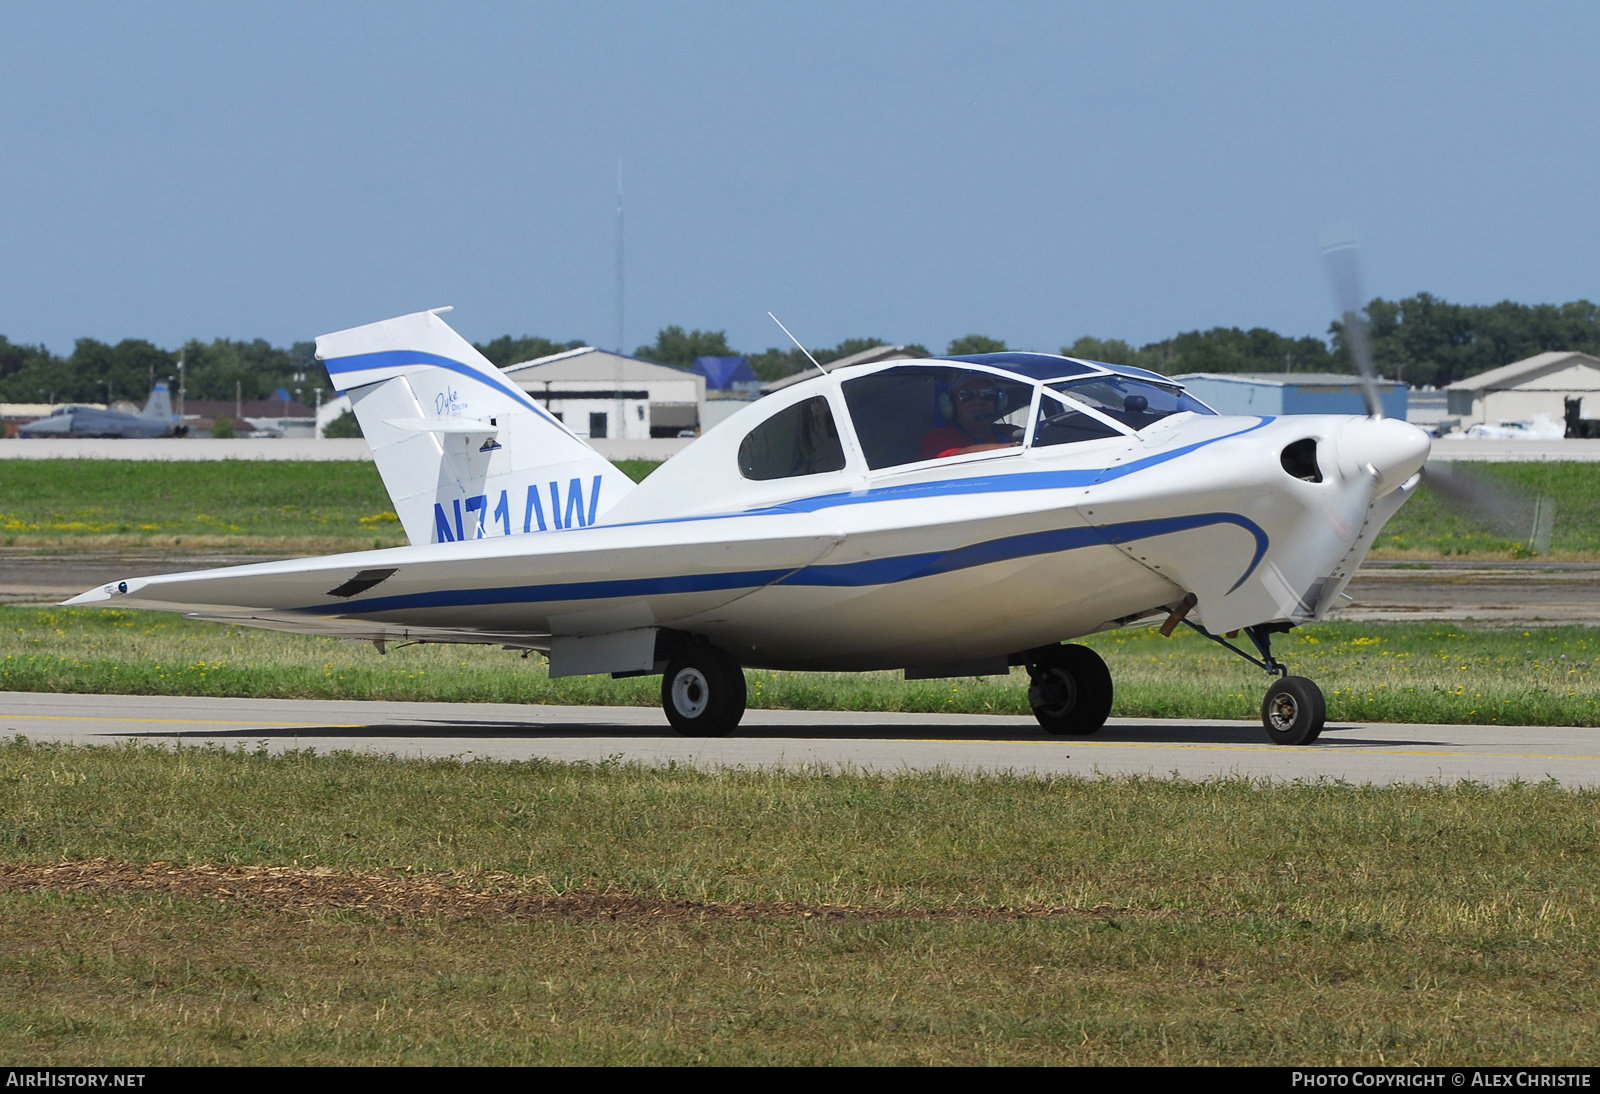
[937, 375, 1013, 423]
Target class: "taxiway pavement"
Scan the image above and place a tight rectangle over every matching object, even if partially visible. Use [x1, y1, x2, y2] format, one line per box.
[5, 691, 1597, 786]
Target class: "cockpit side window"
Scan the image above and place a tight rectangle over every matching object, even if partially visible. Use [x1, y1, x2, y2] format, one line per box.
[1049, 376, 1213, 430]
[737, 395, 847, 481]
[841, 365, 1033, 470]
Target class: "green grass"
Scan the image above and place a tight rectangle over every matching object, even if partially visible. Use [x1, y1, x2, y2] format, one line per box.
[1375, 461, 1600, 558]
[0, 459, 662, 550]
[0, 459, 402, 550]
[6, 605, 1600, 726]
[0, 742, 1596, 1063]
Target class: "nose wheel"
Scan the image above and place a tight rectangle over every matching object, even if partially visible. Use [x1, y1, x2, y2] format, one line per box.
[1261, 676, 1325, 745]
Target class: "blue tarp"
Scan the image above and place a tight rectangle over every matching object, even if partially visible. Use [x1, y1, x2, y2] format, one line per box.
[692, 356, 758, 389]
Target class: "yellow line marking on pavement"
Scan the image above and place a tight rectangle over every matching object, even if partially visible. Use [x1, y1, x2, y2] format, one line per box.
[911, 738, 1600, 760]
[6, 716, 1597, 762]
[5, 714, 362, 729]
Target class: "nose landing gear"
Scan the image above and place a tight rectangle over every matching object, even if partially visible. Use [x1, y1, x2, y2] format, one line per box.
[1164, 611, 1327, 746]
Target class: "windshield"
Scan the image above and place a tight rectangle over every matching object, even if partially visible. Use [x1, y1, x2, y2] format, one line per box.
[1049, 376, 1213, 430]
[1031, 394, 1126, 448]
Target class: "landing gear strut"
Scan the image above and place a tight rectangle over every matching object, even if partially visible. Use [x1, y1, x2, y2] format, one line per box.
[661, 645, 748, 737]
[1174, 617, 1326, 746]
[1024, 644, 1114, 736]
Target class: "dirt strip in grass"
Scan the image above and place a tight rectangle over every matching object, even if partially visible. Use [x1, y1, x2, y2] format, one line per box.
[0, 860, 1165, 925]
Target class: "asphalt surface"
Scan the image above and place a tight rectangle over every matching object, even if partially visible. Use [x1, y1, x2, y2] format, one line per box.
[0, 550, 294, 603]
[5, 691, 1598, 786]
[6, 550, 1600, 625]
[1333, 560, 1600, 624]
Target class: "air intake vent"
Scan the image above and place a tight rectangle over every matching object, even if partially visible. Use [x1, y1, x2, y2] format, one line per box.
[326, 568, 399, 598]
[1281, 439, 1322, 483]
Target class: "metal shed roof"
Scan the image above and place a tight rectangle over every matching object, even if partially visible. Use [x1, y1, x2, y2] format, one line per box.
[1172, 372, 1400, 390]
[760, 344, 922, 394]
[501, 347, 698, 384]
[1443, 352, 1600, 392]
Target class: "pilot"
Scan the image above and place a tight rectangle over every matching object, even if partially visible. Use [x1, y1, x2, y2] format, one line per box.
[920, 372, 1023, 460]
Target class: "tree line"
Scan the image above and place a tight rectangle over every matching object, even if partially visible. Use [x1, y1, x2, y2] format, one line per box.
[0, 336, 324, 407]
[1067, 295, 1600, 389]
[5, 292, 1599, 405]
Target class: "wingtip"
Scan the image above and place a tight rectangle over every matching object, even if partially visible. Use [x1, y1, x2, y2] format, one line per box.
[62, 577, 138, 606]
[62, 587, 112, 607]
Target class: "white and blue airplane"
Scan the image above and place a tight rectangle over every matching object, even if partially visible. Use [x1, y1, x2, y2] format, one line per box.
[67, 306, 1432, 745]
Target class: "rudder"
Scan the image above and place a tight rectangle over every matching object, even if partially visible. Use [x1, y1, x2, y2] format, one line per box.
[316, 309, 636, 545]
[140, 383, 173, 420]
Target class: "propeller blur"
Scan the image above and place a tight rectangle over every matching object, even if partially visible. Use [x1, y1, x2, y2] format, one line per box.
[67, 309, 1433, 745]
[1323, 237, 1555, 556]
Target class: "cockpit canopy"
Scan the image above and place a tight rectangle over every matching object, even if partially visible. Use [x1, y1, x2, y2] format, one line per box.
[733, 353, 1215, 482]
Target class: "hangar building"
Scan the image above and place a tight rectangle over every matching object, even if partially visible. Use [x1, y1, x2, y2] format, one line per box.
[502, 348, 705, 439]
[758, 344, 924, 396]
[1444, 351, 1600, 428]
[1173, 373, 1408, 418]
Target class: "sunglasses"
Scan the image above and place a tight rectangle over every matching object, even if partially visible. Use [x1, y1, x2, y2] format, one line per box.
[955, 387, 998, 403]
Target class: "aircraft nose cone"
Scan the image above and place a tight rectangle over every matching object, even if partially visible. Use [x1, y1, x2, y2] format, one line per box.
[1337, 416, 1431, 496]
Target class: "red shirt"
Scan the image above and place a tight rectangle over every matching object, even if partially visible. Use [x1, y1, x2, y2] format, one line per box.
[920, 424, 1013, 460]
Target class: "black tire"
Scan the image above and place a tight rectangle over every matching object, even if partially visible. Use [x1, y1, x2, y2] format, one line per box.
[1261, 676, 1325, 745]
[1027, 644, 1113, 736]
[661, 646, 748, 737]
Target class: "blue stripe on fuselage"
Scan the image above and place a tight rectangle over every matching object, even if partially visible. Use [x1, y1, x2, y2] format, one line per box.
[301, 567, 799, 616]
[780, 513, 1267, 593]
[295, 511, 1269, 617]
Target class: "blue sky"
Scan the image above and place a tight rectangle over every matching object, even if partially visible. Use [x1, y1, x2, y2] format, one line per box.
[3, 2, 1597, 357]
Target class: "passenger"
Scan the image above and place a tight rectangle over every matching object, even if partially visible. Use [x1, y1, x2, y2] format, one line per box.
[920, 373, 1023, 460]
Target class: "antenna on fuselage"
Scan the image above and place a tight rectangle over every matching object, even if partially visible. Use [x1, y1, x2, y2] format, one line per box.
[768, 312, 828, 377]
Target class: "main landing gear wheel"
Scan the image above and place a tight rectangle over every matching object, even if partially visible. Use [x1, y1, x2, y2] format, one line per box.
[661, 646, 748, 738]
[1261, 676, 1325, 745]
[1027, 644, 1114, 736]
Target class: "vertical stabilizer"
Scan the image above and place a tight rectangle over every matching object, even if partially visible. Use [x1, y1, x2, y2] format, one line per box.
[141, 383, 173, 420]
[316, 309, 636, 546]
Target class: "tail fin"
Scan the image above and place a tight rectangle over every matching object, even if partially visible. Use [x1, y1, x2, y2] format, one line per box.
[315, 308, 636, 546]
[140, 383, 173, 420]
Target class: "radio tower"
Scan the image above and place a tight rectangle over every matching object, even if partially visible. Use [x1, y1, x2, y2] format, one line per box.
[613, 160, 625, 441]
[614, 161, 625, 355]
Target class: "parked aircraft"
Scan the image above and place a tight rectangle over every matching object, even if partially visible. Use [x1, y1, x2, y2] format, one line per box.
[68, 303, 1433, 745]
[19, 383, 186, 438]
